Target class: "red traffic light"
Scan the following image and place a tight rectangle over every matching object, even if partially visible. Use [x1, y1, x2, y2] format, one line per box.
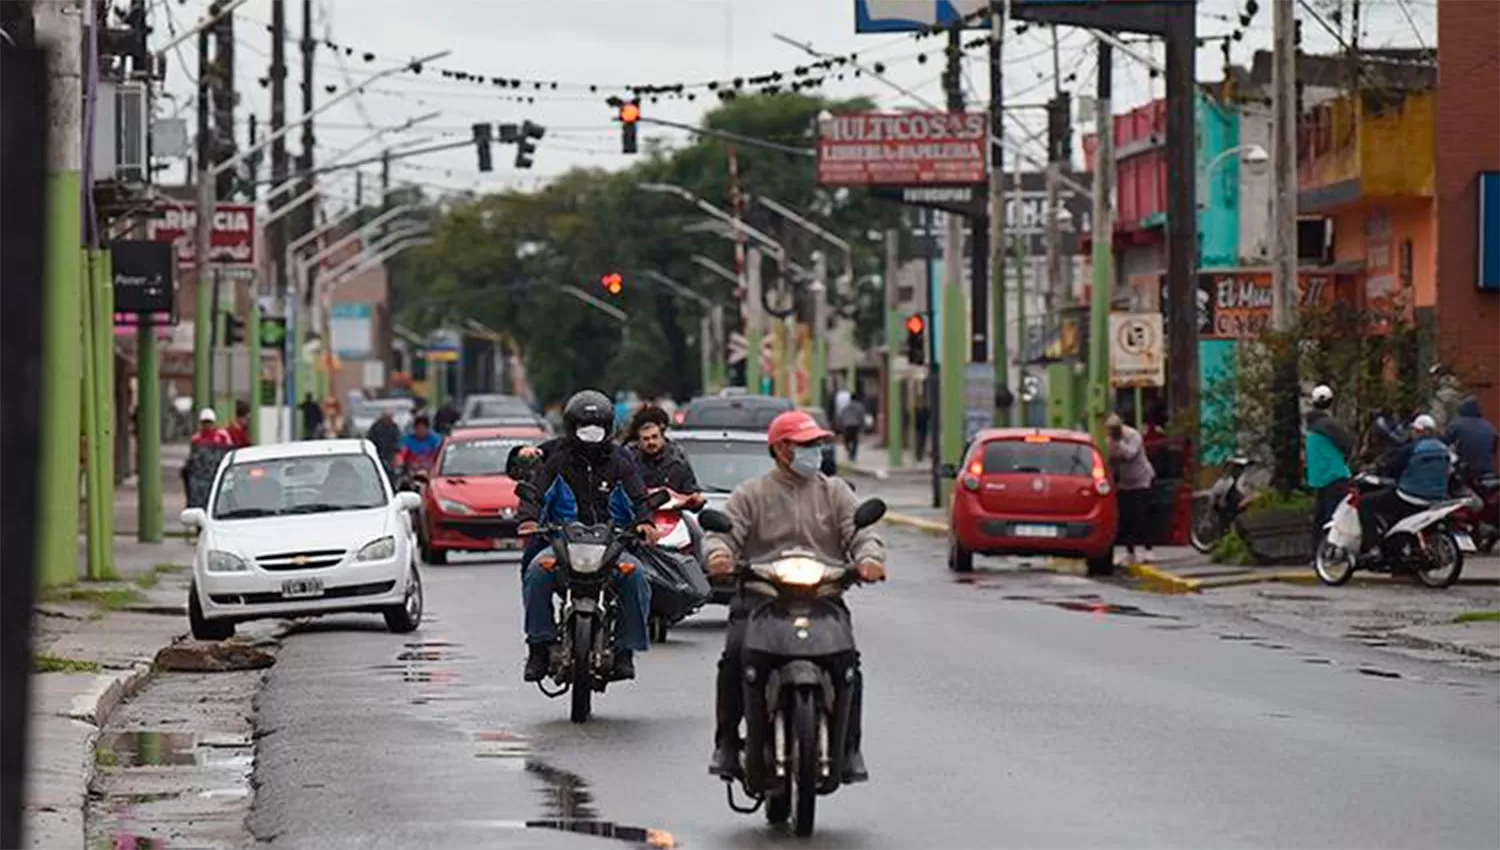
[619, 103, 640, 124]
[601, 272, 623, 295]
[905, 314, 925, 335]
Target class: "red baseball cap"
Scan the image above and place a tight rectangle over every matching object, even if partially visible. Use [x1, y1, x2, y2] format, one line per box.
[767, 410, 832, 446]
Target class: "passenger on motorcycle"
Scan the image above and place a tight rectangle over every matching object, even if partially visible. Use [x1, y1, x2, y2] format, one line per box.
[1304, 385, 1354, 544]
[621, 404, 705, 504]
[513, 390, 657, 683]
[1360, 414, 1453, 544]
[396, 415, 442, 479]
[702, 410, 886, 783]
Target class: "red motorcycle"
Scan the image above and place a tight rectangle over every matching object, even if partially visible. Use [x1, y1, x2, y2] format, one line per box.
[641, 488, 711, 643]
[395, 450, 437, 493]
[1453, 461, 1500, 554]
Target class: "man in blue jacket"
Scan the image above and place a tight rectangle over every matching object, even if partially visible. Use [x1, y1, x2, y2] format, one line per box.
[1447, 398, 1498, 477]
[1359, 414, 1452, 548]
[1305, 385, 1354, 548]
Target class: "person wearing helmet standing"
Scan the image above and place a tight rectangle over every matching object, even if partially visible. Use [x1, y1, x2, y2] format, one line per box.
[1359, 414, 1453, 549]
[511, 390, 658, 683]
[702, 410, 886, 783]
[1304, 385, 1354, 551]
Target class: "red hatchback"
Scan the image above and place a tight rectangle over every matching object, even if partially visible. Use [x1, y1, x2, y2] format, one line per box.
[948, 428, 1117, 574]
[418, 427, 544, 564]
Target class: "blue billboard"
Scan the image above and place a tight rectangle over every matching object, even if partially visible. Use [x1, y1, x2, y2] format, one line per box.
[854, 0, 1080, 33]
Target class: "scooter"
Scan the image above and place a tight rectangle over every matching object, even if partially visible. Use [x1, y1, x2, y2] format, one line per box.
[698, 498, 886, 839]
[1190, 456, 1258, 553]
[518, 481, 669, 723]
[641, 489, 711, 643]
[1452, 461, 1499, 554]
[1315, 471, 1473, 589]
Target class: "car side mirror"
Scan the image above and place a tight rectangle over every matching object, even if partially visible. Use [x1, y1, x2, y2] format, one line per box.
[645, 490, 671, 510]
[853, 498, 887, 529]
[179, 507, 207, 529]
[698, 509, 733, 534]
[515, 480, 539, 503]
[940, 462, 959, 478]
[396, 491, 421, 511]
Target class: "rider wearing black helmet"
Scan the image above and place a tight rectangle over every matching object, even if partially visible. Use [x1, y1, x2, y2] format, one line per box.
[509, 390, 657, 683]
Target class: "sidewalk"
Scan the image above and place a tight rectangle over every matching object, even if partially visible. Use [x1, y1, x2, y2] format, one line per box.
[836, 439, 929, 479]
[27, 514, 195, 847]
[108, 443, 189, 538]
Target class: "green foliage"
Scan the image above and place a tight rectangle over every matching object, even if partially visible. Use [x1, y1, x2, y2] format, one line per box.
[34, 653, 101, 674]
[389, 93, 903, 404]
[1246, 489, 1314, 515]
[1452, 610, 1500, 624]
[1210, 528, 1255, 566]
[42, 583, 143, 611]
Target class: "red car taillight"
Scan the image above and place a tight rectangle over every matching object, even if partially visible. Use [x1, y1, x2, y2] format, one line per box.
[1091, 450, 1112, 495]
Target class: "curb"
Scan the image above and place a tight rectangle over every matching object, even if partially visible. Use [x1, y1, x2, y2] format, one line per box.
[837, 461, 889, 481]
[883, 512, 947, 536]
[1120, 562, 1203, 594]
[66, 663, 156, 726]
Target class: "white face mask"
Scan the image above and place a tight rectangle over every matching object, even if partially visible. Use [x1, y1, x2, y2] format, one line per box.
[575, 425, 607, 444]
[789, 445, 823, 479]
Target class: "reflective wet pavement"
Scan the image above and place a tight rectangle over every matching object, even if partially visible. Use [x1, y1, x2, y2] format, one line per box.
[247, 533, 1500, 849]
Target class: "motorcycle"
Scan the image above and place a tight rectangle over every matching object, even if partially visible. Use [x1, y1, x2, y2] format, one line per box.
[641, 489, 711, 643]
[1451, 461, 1499, 554]
[698, 498, 886, 839]
[516, 482, 669, 723]
[1315, 471, 1473, 588]
[1189, 456, 1258, 553]
[395, 452, 436, 493]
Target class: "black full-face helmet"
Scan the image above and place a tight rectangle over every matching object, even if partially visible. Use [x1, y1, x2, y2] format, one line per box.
[563, 389, 614, 454]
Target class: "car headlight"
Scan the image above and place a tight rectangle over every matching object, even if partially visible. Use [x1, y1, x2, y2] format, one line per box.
[356, 536, 396, 562]
[764, 556, 828, 587]
[438, 498, 474, 516]
[205, 550, 249, 573]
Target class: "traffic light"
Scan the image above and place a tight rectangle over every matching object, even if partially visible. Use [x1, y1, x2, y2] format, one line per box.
[471, 122, 493, 172]
[904, 313, 926, 365]
[619, 101, 640, 154]
[515, 120, 544, 169]
[223, 312, 246, 346]
[601, 272, 624, 296]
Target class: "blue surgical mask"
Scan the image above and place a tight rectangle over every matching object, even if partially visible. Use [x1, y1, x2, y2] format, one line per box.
[789, 445, 823, 479]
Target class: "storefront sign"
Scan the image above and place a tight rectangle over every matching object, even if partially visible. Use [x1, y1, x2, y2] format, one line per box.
[1196, 271, 1335, 340]
[109, 239, 175, 316]
[146, 202, 257, 268]
[817, 111, 987, 187]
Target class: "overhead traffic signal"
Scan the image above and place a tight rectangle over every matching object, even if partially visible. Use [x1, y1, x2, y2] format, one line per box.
[904, 313, 926, 365]
[515, 120, 544, 169]
[601, 272, 624, 296]
[471, 122, 493, 172]
[222, 312, 246, 346]
[619, 101, 640, 154]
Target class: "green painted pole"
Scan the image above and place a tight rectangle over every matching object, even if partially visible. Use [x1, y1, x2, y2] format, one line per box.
[136, 320, 163, 543]
[746, 325, 763, 394]
[248, 299, 262, 443]
[940, 285, 966, 506]
[1012, 226, 1027, 427]
[1087, 41, 1116, 451]
[993, 226, 1009, 429]
[80, 249, 105, 579]
[885, 308, 903, 470]
[97, 247, 116, 561]
[292, 309, 307, 438]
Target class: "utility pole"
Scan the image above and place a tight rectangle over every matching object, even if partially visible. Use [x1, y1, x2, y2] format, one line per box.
[381, 149, 391, 209]
[1086, 39, 1115, 450]
[809, 251, 828, 410]
[1270, 0, 1301, 492]
[269, 0, 288, 293]
[246, 115, 262, 444]
[211, 4, 235, 199]
[938, 26, 966, 503]
[192, 21, 214, 409]
[296, 0, 315, 239]
[1012, 149, 1028, 426]
[987, 1, 1008, 426]
[884, 230, 904, 470]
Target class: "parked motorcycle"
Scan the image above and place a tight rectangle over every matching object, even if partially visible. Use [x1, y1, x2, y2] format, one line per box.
[1315, 471, 1473, 588]
[1451, 461, 1499, 554]
[698, 498, 886, 839]
[641, 488, 711, 643]
[517, 481, 670, 723]
[1190, 456, 1258, 553]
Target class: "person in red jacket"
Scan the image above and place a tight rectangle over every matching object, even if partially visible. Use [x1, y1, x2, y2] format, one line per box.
[191, 408, 233, 447]
[225, 401, 252, 448]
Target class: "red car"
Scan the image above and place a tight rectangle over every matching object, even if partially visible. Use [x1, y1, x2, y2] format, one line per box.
[948, 428, 1118, 575]
[418, 426, 545, 564]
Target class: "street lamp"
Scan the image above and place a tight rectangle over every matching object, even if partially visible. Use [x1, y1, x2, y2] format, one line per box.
[1199, 143, 1269, 208]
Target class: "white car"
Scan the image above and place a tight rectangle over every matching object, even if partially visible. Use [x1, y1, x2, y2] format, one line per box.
[179, 439, 425, 640]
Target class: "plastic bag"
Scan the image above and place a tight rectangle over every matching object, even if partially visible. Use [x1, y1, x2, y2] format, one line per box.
[1327, 498, 1361, 551]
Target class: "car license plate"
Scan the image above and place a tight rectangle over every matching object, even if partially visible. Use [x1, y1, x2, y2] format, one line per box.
[494, 538, 518, 550]
[280, 577, 324, 599]
[1014, 524, 1059, 538]
[1454, 532, 1477, 553]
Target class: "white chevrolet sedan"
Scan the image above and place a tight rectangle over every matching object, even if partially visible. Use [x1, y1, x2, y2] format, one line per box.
[179, 439, 424, 640]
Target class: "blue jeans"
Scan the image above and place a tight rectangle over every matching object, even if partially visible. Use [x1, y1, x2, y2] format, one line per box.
[522, 546, 651, 652]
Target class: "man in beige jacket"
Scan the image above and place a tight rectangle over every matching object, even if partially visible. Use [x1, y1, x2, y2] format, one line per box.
[704, 410, 886, 782]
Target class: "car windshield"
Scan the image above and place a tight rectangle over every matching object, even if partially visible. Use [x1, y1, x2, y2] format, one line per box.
[682, 402, 790, 431]
[438, 438, 531, 477]
[211, 454, 387, 519]
[678, 439, 777, 493]
[982, 439, 1096, 477]
[466, 397, 531, 419]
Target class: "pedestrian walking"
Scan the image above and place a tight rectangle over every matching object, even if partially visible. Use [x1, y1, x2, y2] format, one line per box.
[913, 396, 931, 463]
[836, 395, 867, 463]
[182, 409, 233, 509]
[226, 400, 252, 448]
[299, 393, 323, 440]
[1106, 413, 1157, 565]
[317, 396, 349, 439]
[1304, 384, 1354, 553]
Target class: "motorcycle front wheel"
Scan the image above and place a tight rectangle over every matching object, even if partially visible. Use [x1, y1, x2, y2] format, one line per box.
[1313, 539, 1356, 586]
[570, 617, 594, 723]
[1189, 503, 1225, 554]
[791, 689, 818, 838]
[1413, 530, 1463, 589]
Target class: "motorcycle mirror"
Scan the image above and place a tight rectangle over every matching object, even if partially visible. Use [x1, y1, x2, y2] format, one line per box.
[697, 509, 733, 533]
[853, 498, 887, 529]
[645, 490, 672, 510]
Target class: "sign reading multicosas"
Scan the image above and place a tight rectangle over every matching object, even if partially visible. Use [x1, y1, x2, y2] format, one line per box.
[816, 112, 988, 187]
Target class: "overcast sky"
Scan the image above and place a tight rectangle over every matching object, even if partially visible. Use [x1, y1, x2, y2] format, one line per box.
[152, 0, 1435, 210]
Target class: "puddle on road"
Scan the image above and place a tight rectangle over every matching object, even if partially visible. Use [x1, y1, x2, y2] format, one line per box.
[96, 731, 198, 768]
[1217, 633, 1265, 642]
[523, 761, 676, 848]
[474, 729, 533, 759]
[1042, 599, 1176, 619]
[1357, 666, 1404, 679]
[1302, 657, 1336, 665]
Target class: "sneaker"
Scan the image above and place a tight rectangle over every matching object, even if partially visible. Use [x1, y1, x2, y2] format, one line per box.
[523, 645, 549, 682]
[709, 741, 741, 777]
[610, 650, 636, 681]
[842, 750, 869, 783]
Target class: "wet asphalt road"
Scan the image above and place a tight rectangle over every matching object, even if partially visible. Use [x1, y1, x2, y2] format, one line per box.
[249, 528, 1500, 849]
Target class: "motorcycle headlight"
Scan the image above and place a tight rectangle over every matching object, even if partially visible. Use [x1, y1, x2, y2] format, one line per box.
[205, 550, 249, 573]
[356, 536, 396, 562]
[438, 498, 474, 516]
[1466, 494, 1484, 511]
[763, 556, 829, 587]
